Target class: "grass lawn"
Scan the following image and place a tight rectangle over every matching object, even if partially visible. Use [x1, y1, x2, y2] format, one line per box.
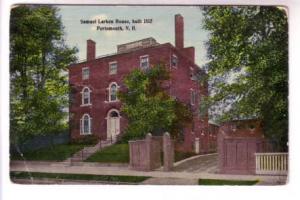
[10, 144, 86, 161]
[10, 171, 149, 183]
[86, 143, 129, 163]
[198, 179, 259, 185]
[86, 143, 197, 163]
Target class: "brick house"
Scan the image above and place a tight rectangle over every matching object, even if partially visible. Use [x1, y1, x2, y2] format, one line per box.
[69, 14, 212, 153]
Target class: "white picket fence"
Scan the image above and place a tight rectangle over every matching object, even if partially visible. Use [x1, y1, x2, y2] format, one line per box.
[255, 152, 288, 175]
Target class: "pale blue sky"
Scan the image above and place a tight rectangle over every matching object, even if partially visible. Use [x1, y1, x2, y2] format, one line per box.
[57, 5, 209, 67]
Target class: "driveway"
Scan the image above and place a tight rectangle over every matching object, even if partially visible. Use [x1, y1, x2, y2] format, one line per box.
[173, 153, 218, 173]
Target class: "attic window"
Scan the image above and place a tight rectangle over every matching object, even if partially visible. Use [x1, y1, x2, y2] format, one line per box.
[109, 61, 118, 75]
[82, 67, 89, 80]
[140, 55, 149, 70]
[190, 67, 197, 81]
[171, 54, 178, 67]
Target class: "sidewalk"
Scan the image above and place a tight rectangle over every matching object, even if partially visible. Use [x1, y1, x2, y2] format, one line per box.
[10, 160, 287, 185]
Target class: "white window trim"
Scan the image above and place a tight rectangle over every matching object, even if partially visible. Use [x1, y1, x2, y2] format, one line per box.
[171, 54, 178, 68]
[105, 108, 121, 119]
[109, 61, 118, 75]
[81, 86, 92, 106]
[190, 89, 196, 105]
[140, 55, 149, 69]
[108, 82, 119, 102]
[80, 114, 92, 135]
[82, 67, 90, 80]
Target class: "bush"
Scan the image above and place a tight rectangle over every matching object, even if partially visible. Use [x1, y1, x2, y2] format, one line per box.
[71, 135, 98, 145]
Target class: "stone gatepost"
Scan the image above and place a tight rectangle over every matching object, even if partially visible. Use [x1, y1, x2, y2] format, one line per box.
[145, 133, 152, 170]
[163, 132, 174, 171]
[195, 137, 200, 154]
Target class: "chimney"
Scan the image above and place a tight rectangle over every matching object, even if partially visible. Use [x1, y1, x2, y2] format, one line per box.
[175, 14, 184, 49]
[87, 39, 96, 61]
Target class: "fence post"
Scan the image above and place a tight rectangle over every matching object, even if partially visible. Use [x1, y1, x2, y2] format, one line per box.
[255, 153, 288, 175]
[146, 133, 152, 171]
[195, 137, 200, 154]
[163, 132, 174, 171]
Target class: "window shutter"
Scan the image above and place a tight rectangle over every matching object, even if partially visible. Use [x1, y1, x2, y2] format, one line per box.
[80, 119, 82, 134]
[89, 118, 92, 134]
[105, 89, 108, 101]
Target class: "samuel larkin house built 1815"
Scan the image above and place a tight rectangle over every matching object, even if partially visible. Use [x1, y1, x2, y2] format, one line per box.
[69, 14, 217, 153]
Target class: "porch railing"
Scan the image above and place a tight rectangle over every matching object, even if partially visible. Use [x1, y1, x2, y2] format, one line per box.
[255, 152, 288, 175]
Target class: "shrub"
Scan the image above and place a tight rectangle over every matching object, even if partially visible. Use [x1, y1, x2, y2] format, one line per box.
[71, 135, 98, 145]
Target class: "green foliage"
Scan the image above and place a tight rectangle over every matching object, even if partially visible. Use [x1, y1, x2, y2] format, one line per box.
[198, 179, 258, 185]
[118, 64, 192, 141]
[70, 135, 99, 145]
[86, 144, 129, 163]
[202, 6, 288, 150]
[10, 5, 78, 144]
[10, 144, 85, 161]
[10, 172, 150, 183]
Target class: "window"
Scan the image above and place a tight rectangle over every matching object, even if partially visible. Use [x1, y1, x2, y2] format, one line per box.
[81, 87, 91, 105]
[80, 114, 92, 135]
[191, 90, 196, 105]
[109, 83, 118, 102]
[190, 67, 197, 80]
[171, 54, 178, 67]
[140, 55, 149, 70]
[82, 67, 89, 80]
[109, 62, 118, 75]
[199, 95, 208, 118]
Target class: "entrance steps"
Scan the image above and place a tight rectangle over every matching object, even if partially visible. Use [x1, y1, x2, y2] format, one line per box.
[65, 139, 117, 164]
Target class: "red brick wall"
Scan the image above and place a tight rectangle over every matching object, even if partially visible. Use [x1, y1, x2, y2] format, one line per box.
[69, 15, 209, 153]
[87, 39, 95, 61]
[175, 14, 184, 49]
[69, 43, 208, 152]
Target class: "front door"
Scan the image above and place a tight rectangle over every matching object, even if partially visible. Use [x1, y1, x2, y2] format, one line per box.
[107, 110, 120, 141]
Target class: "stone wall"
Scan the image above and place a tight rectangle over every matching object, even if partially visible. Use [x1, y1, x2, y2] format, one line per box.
[129, 133, 174, 171]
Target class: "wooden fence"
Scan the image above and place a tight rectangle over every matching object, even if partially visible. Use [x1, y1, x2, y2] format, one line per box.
[255, 152, 288, 175]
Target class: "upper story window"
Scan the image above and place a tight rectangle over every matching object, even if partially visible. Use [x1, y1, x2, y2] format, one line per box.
[171, 54, 178, 68]
[199, 95, 208, 118]
[80, 114, 92, 135]
[191, 90, 196, 105]
[82, 67, 90, 80]
[109, 61, 118, 75]
[81, 87, 91, 105]
[109, 82, 118, 102]
[190, 67, 197, 81]
[140, 55, 149, 70]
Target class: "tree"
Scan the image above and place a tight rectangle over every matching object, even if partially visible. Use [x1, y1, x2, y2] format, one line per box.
[10, 5, 78, 144]
[118, 64, 192, 141]
[202, 6, 288, 151]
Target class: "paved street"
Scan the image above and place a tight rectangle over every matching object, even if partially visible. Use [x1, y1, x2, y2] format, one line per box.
[10, 154, 287, 185]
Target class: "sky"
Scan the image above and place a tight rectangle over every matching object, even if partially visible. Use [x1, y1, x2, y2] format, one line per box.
[57, 5, 209, 67]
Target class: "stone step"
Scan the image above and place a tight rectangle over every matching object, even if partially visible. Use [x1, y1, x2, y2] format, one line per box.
[66, 139, 117, 163]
